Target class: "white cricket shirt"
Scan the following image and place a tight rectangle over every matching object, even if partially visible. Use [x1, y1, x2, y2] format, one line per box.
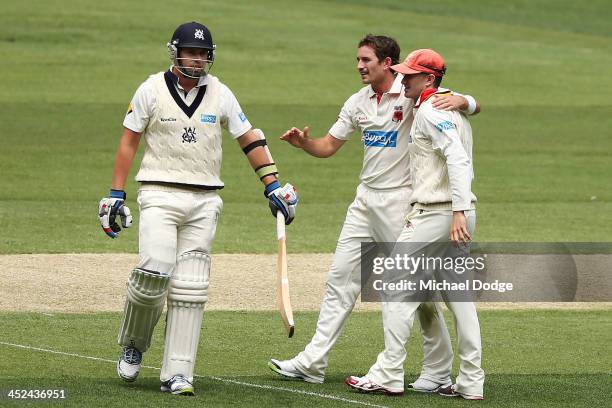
[329, 75, 413, 190]
[408, 90, 477, 211]
[123, 71, 252, 187]
[124, 69, 252, 139]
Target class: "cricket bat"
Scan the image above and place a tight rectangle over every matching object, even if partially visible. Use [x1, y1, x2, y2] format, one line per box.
[276, 213, 295, 338]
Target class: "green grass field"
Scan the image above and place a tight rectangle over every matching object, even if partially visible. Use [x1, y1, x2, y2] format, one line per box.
[1, 0, 611, 407]
[1, 0, 611, 253]
[1, 310, 611, 407]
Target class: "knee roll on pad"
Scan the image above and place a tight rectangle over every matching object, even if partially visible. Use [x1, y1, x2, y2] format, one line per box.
[161, 251, 211, 382]
[118, 268, 170, 352]
[127, 268, 170, 306]
[167, 251, 210, 304]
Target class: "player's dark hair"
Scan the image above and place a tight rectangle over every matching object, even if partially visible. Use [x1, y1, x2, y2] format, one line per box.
[434, 76, 443, 87]
[358, 34, 400, 65]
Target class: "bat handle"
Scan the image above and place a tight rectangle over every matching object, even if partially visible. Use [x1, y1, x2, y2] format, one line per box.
[276, 212, 286, 240]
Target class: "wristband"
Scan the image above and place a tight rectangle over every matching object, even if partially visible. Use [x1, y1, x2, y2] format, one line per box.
[463, 95, 477, 115]
[110, 189, 126, 200]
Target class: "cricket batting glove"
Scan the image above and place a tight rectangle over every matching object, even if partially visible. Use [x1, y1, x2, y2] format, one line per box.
[99, 189, 133, 238]
[265, 181, 298, 225]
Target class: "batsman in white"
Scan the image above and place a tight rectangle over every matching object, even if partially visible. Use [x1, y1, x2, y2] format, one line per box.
[268, 35, 479, 394]
[346, 49, 484, 400]
[98, 21, 298, 396]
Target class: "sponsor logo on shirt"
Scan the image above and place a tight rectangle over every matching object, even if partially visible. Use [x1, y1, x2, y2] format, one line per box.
[160, 117, 177, 122]
[435, 121, 456, 132]
[238, 112, 247, 123]
[201, 114, 217, 124]
[181, 127, 197, 143]
[362, 130, 398, 147]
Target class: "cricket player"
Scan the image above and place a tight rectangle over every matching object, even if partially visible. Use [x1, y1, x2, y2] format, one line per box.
[346, 49, 484, 400]
[268, 35, 480, 394]
[98, 21, 298, 395]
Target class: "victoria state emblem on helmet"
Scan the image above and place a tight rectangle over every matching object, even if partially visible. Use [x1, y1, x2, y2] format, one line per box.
[194, 29, 205, 40]
[392, 106, 403, 122]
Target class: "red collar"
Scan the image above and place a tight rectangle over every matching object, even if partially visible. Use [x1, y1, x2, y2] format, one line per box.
[415, 88, 438, 108]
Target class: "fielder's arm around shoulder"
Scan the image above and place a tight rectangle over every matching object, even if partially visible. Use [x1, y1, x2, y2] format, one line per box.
[280, 126, 345, 158]
[432, 93, 480, 115]
[237, 128, 299, 225]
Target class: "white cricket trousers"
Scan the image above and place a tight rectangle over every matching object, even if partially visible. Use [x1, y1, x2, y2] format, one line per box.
[137, 185, 222, 275]
[366, 208, 485, 397]
[293, 184, 453, 384]
[137, 184, 222, 382]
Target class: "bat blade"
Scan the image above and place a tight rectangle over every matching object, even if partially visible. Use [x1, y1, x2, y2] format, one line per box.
[276, 213, 295, 338]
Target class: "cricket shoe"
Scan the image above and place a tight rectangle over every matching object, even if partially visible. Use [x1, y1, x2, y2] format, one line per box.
[160, 375, 195, 396]
[117, 346, 142, 382]
[344, 375, 403, 396]
[408, 377, 452, 393]
[438, 384, 484, 400]
[268, 359, 324, 384]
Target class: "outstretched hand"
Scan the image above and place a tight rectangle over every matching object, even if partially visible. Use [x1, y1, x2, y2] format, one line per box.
[280, 126, 310, 149]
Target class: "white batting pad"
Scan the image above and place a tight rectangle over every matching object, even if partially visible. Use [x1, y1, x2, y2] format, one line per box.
[160, 251, 210, 382]
[118, 268, 170, 352]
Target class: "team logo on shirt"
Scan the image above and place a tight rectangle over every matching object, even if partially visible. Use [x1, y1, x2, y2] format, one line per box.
[181, 127, 198, 143]
[392, 106, 403, 123]
[362, 130, 398, 147]
[126, 103, 133, 115]
[238, 112, 247, 123]
[201, 114, 217, 124]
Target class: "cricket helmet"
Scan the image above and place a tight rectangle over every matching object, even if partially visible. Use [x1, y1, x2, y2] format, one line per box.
[167, 21, 216, 78]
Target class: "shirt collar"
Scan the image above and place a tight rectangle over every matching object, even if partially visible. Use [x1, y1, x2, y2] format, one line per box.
[388, 74, 404, 95]
[367, 74, 403, 99]
[166, 67, 209, 90]
[415, 88, 438, 108]
[415, 87, 452, 108]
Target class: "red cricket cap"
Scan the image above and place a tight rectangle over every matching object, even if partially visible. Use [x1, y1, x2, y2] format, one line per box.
[391, 49, 446, 77]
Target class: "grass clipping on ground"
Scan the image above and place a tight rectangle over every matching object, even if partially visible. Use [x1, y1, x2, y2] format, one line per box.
[1, 254, 610, 312]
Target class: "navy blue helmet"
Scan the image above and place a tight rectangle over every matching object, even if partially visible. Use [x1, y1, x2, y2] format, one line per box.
[167, 21, 216, 78]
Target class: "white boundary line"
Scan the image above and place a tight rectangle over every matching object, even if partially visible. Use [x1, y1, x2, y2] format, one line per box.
[0, 341, 389, 408]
